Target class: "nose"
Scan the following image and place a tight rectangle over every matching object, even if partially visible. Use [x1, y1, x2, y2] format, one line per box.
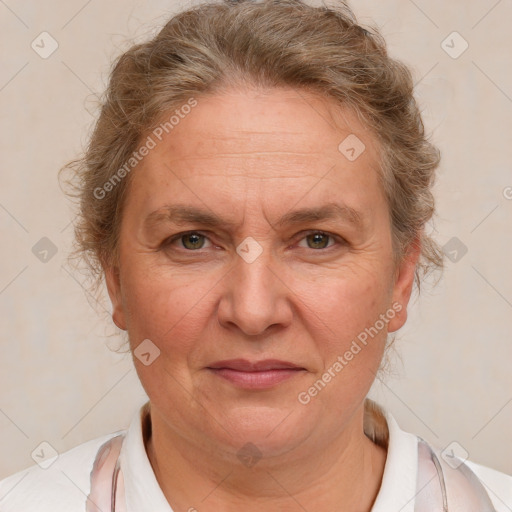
[217, 245, 293, 337]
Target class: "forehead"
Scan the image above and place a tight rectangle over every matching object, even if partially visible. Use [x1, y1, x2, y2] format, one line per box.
[147, 87, 380, 171]
[127, 87, 385, 224]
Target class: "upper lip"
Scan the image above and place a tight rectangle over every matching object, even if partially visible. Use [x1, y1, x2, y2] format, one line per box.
[207, 359, 304, 372]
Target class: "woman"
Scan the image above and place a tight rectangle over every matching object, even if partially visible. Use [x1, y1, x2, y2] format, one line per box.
[1, 0, 510, 510]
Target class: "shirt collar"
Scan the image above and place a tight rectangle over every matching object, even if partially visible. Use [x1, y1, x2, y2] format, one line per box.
[120, 402, 174, 512]
[370, 409, 418, 512]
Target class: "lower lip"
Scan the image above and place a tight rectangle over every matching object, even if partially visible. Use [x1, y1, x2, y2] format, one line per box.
[208, 368, 305, 389]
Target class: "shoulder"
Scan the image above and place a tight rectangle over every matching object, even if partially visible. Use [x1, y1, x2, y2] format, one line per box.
[0, 430, 125, 512]
[417, 439, 512, 512]
[378, 405, 512, 511]
[464, 459, 512, 512]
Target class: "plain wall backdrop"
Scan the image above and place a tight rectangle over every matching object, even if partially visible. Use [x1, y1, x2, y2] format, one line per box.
[0, 0, 511, 480]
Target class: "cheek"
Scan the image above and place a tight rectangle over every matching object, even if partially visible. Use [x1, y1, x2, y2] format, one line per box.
[300, 274, 391, 408]
[120, 259, 214, 351]
[298, 264, 392, 340]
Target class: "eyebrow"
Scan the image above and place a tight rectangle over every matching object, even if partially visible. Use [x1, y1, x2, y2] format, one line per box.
[143, 202, 365, 232]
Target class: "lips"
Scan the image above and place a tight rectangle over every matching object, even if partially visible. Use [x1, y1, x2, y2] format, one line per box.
[207, 358, 304, 372]
[207, 359, 305, 389]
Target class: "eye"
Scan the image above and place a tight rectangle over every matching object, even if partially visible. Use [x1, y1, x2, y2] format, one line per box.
[164, 231, 213, 251]
[162, 230, 345, 253]
[296, 231, 341, 250]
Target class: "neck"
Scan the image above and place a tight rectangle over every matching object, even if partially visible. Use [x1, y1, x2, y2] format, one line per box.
[144, 400, 387, 512]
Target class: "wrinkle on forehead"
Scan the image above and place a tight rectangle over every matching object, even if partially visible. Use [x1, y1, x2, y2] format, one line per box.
[147, 87, 379, 164]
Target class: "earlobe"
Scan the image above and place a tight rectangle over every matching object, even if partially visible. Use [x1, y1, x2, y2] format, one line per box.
[103, 262, 127, 331]
[387, 235, 422, 333]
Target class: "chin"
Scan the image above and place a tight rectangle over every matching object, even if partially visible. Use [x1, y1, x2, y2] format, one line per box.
[205, 406, 312, 455]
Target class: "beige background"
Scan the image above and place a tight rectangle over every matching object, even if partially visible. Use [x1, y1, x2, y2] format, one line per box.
[0, 0, 511, 480]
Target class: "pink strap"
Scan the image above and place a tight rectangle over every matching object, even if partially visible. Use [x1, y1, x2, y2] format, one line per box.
[86, 434, 127, 512]
[414, 438, 496, 511]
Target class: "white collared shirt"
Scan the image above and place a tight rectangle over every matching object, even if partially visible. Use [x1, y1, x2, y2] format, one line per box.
[1, 403, 510, 511]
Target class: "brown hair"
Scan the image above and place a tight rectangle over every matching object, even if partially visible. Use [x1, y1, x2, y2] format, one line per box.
[61, 0, 443, 304]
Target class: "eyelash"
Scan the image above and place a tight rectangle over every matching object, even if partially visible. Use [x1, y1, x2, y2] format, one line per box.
[162, 230, 346, 253]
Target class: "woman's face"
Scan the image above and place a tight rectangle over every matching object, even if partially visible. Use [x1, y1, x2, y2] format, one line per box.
[105, 87, 418, 458]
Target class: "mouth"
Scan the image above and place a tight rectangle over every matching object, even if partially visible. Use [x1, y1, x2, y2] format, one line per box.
[206, 359, 306, 389]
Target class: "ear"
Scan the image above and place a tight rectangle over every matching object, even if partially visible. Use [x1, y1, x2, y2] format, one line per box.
[387, 234, 421, 333]
[103, 259, 127, 331]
